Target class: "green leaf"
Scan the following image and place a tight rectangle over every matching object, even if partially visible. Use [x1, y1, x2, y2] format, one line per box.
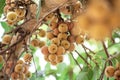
[57, 63, 67, 73]
[1, 22, 13, 33]
[0, 0, 5, 17]
[77, 72, 89, 80]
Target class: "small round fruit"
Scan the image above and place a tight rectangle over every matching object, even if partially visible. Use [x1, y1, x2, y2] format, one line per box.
[46, 32, 54, 40]
[39, 41, 45, 48]
[49, 21, 57, 30]
[41, 46, 49, 55]
[0, 55, 4, 63]
[58, 33, 68, 40]
[68, 43, 75, 51]
[116, 62, 120, 69]
[68, 35, 75, 43]
[38, 29, 46, 37]
[61, 40, 70, 50]
[23, 53, 32, 62]
[75, 35, 84, 44]
[114, 70, 120, 80]
[56, 46, 65, 55]
[56, 55, 63, 63]
[59, 5, 72, 15]
[51, 38, 60, 46]
[7, 12, 17, 22]
[30, 39, 40, 47]
[48, 54, 57, 62]
[17, 60, 24, 64]
[25, 71, 32, 78]
[15, 64, 24, 73]
[105, 66, 115, 77]
[44, 55, 50, 62]
[53, 28, 60, 36]
[6, 20, 16, 26]
[15, 8, 26, 17]
[19, 73, 25, 80]
[48, 44, 58, 54]
[2, 34, 12, 44]
[11, 72, 19, 80]
[44, 13, 55, 21]
[23, 65, 29, 74]
[50, 61, 57, 65]
[58, 23, 68, 33]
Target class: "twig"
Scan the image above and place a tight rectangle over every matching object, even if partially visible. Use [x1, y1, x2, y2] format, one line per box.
[81, 44, 99, 66]
[70, 52, 82, 70]
[98, 61, 107, 80]
[75, 50, 92, 67]
[82, 44, 96, 54]
[102, 41, 112, 66]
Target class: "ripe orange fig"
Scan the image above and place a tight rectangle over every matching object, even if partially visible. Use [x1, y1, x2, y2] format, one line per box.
[38, 29, 46, 37]
[46, 32, 54, 40]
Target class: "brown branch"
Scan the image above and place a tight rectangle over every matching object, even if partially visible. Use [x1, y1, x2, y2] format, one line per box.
[70, 52, 82, 70]
[0, 32, 29, 54]
[75, 50, 92, 67]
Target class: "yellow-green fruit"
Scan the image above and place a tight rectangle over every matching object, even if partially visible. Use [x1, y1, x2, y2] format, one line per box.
[105, 66, 115, 77]
[0, 55, 4, 63]
[30, 39, 40, 47]
[48, 54, 57, 62]
[15, 64, 24, 73]
[23, 53, 32, 62]
[58, 23, 68, 33]
[61, 40, 70, 50]
[58, 33, 68, 40]
[56, 55, 63, 63]
[15, 8, 26, 17]
[51, 38, 60, 46]
[56, 46, 65, 55]
[75, 35, 84, 44]
[25, 71, 32, 78]
[7, 12, 17, 22]
[48, 44, 58, 54]
[38, 29, 46, 37]
[2, 34, 12, 44]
